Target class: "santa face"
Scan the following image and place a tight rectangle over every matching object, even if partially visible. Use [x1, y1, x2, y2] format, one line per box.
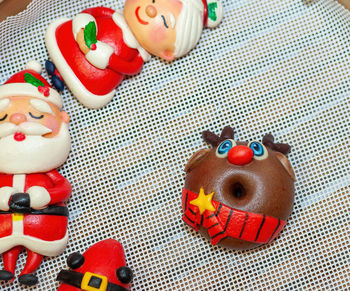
[124, 0, 183, 61]
[0, 97, 71, 174]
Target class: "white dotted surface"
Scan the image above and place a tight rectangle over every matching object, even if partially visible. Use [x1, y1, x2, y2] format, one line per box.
[0, 0, 349, 290]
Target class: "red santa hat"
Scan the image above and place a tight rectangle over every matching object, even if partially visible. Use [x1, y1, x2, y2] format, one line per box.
[174, 0, 224, 58]
[0, 60, 63, 109]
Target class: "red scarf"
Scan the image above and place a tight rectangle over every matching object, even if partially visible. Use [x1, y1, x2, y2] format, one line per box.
[182, 188, 286, 246]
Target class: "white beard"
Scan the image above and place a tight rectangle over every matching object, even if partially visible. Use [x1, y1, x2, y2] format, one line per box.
[0, 124, 71, 174]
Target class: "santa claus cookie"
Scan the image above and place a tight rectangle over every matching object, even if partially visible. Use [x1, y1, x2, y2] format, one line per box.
[0, 61, 72, 286]
[182, 126, 295, 250]
[57, 239, 133, 291]
[45, 0, 224, 109]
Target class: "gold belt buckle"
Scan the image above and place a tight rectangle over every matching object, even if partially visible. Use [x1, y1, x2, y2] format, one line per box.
[12, 213, 24, 221]
[81, 272, 108, 291]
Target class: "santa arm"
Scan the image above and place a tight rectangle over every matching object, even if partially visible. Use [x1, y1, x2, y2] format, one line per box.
[45, 170, 72, 205]
[27, 170, 72, 208]
[108, 53, 144, 75]
[82, 7, 115, 18]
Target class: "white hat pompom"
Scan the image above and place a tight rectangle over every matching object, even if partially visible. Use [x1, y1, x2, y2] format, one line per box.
[25, 60, 42, 74]
[206, 0, 224, 28]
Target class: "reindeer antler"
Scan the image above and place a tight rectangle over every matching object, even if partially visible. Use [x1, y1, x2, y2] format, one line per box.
[202, 126, 235, 147]
[262, 134, 291, 155]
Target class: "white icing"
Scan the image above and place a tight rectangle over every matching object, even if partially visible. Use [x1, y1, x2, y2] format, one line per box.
[0, 98, 10, 111]
[0, 231, 68, 256]
[12, 219, 23, 236]
[25, 60, 42, 74]
[0, 83, 63, 109]
[0, 187, 16, 211]
[12, 174, 25, 192]
[174, 0, 204, 58]
[112, 11, 151, 62]
[169, 13, 176, 29]
[27, 186, 51, 209]
[30, 99, 53, 114]
[0, 123, 71, 174]
[85, 41, 114, 69]
[0, 122, 52, 138]
[72, 13, 97, 40]
[45, 18, 116, 109]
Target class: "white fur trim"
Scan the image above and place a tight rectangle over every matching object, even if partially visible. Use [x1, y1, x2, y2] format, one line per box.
[0, 187, 16, 211]
[27, 186, 51, 209]
[72, 13, 97, 40]
[0, 83, 63, 109]
[0, 231, 69, 256]
[112, 11, 151, 62]
[45, 18, 116, 109]
[25, 60, 42, 74]
[13, 174, 25, 191]
[30, 99, 54, 114]
[206, 0, 224, 28]
[85, 41, 114, 69]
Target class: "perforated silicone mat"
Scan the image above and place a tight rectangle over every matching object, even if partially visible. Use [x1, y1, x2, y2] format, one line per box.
[0, 0, 349, 290]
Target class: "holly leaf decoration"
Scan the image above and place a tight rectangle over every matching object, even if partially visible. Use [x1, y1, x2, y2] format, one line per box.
[24, 73, 45, 88]
[208, 2, 218, 22]
[84, 21, 97, 49]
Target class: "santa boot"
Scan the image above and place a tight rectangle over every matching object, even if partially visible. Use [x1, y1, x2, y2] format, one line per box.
[18, 249, 43, 286]
[0, 246, 22, 281]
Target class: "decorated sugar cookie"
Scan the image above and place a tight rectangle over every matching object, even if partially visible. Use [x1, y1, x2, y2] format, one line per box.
[45, 0, 224, 109]
[57, 239, 133, 291]
[182, 126, 295, 250]
[0, 61, 72, 286]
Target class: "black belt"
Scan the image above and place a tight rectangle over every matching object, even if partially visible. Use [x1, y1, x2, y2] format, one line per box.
[57, 270, 129, 291]
[0, 205, 69, 217]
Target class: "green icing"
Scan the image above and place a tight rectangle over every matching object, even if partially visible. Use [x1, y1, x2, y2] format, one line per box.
[84, 21, 97, 49]
[24, 73, 45, 88]
[208, 2, 218, 22]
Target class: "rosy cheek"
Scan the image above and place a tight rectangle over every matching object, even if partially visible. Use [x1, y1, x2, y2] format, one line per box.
[43, 116, 60, 134]
[149, 24, 167, 43]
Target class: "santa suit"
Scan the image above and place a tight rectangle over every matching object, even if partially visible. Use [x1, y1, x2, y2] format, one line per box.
[46, 7, 151, 109]
[0, 170, 71, 256]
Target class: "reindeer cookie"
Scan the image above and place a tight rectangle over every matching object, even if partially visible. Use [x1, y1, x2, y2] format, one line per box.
[182, 126, 295, 250]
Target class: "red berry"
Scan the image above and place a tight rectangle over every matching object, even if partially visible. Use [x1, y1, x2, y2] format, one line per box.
[91, 43, 97, 50]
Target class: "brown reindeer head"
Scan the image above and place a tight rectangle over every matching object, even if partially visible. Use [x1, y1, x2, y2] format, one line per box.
[182, 126, 295, 250]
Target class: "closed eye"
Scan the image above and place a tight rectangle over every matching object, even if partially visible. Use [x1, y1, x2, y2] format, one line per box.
[0, 114, 8, 121]
[29, 112, 44, 119]
[161, 15, 168, 28]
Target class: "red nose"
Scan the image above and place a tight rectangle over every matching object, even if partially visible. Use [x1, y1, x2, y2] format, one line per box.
[227, 145, 254, 165]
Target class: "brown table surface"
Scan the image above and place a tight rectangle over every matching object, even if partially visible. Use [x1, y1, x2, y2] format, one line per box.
[0, 0, 350, 23]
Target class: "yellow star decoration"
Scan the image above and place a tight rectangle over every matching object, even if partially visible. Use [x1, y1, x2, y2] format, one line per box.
[190, 188, 216, 215]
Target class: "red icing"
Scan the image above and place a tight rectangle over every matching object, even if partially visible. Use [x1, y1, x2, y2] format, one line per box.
[227, 145, 254, 165]
[23, 215, 68, 241]
[14, 132, 26, 141]
[0, 214, 12, 237]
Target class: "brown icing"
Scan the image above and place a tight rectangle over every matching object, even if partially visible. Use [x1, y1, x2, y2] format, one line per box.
[183, 126, 295, 250]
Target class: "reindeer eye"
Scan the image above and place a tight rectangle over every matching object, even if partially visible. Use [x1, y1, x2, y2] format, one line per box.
[216, 139, 236, 158]
[249, 141, 268, 160]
